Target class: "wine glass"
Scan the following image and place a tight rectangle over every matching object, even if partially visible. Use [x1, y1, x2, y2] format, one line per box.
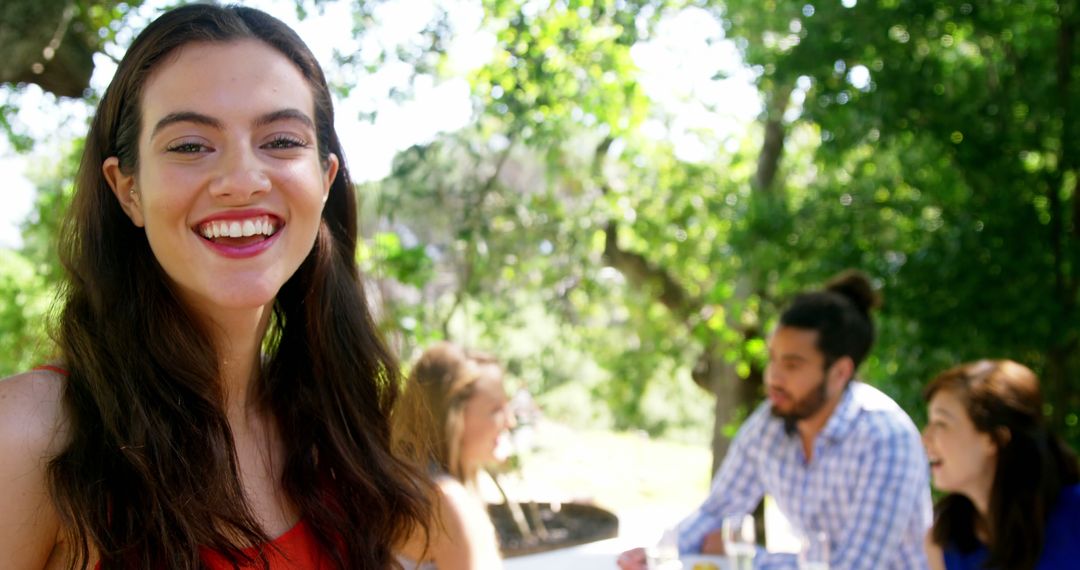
[720, 514, 756, 570]
[797, 530, 830, 570]
[645, 526, 682, 570]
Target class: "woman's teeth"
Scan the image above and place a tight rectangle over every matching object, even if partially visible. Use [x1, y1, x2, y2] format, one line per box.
[198, 216, 277, 239]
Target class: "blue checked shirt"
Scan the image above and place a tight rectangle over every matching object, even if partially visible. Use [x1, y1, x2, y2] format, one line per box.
[676, 382, 932, 570]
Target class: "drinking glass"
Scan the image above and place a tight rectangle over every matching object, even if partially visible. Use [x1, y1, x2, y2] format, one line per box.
[797, 530, 830, 570]
[645, 526, 682, 570]
[721, 514, 756, 570]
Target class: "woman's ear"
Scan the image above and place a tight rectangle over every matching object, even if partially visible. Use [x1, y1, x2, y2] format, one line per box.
[103, 157, 145, 227]
[322, 153, 339, 205]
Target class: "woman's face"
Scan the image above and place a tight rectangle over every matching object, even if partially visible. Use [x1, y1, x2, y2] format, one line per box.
[460, 368, 514, 472]
[104, 40, 338, 320]
[923, 388, 998, 499]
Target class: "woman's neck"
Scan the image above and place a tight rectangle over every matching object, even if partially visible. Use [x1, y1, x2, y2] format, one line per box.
[206, 304, 273, 422]
[967, 476, 995, 543]
[970, 468, 994, 515]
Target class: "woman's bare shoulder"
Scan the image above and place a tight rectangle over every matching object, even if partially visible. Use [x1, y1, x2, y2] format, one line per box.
[0, 368, 69, 453]
[434, 477, 502, 568]
[0, 368, 70, 568]
[396, 477, 472, 564]
[434, 476, 473, 506]
[434, 476, 492, 531]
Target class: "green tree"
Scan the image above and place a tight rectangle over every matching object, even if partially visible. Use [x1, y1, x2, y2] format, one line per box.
[3, 0, 1079, 465]
[364, 0, 1080, 462]
[714, 0, 1080, 443]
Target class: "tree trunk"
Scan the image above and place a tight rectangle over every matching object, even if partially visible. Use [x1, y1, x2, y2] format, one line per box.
[600, 81, 792, 476]
[696, 350, 762, 476]
[0, 0, 102, 98]
[701, 82, 793, 474]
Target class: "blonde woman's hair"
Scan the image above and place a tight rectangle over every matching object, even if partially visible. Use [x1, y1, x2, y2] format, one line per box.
[394, 341, 502, 486]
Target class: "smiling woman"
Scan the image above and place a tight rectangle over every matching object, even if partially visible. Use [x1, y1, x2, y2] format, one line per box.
[103, 38, 338, 316]
[923, 360, 1080, 570]
[0, 5, 431, 569]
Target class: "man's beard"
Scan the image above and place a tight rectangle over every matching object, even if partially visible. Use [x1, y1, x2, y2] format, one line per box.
[771, 373, 829, 435]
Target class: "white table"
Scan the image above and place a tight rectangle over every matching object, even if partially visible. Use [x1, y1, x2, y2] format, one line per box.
[503, 504, 718, 570]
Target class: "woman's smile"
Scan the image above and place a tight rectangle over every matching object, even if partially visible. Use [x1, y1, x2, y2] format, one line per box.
[194, 212, 284, 258]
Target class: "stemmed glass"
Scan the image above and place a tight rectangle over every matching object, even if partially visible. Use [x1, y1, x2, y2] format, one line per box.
[797, 530, 830, 570]
[720, 514, 756, 570]
[645, 526, 682, 570]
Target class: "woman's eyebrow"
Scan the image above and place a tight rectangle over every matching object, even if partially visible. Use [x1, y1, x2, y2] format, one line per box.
[151, 111, 223, 137]
[149, 109, 315, 138]
[254, 108, 315, 130]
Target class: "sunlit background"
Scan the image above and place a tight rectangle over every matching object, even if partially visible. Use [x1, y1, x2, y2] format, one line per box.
[2, 2, 1078, 548]
[0, 0, 760, 248]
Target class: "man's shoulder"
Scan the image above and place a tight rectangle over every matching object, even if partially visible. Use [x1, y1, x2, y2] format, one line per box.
[848, 382, 921, 440]
[849, 381, 903, 411]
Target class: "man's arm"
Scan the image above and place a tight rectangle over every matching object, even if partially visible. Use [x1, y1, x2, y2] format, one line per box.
[676, 406, 769, 555]
[829, 426, 930, 570]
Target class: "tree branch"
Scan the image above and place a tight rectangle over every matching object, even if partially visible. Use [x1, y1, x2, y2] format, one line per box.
[593, 137, 699, 322]
[602, 221, 696, 321]
[754, 82, 794, 193]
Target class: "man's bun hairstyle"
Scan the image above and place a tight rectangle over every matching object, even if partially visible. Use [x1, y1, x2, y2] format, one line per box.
[825, 269, 881, 316]
[780, 269, 880, 373]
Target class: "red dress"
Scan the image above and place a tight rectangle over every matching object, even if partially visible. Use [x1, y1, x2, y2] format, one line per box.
[89, 507, 336, 569]
[199, 518, 335, 569]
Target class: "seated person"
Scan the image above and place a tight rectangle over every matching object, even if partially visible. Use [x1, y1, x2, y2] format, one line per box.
[923, 359, 1080, 570]
[394, 342, 516, 569]
[618, 271, 932, 569]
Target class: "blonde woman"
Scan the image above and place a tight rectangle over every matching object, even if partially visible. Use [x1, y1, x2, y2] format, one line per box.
[395, 342, 516, 569]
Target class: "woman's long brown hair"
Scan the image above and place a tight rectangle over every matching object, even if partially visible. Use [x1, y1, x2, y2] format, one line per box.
[47, 5, 431, 568]
[925, 360, 1079, 570]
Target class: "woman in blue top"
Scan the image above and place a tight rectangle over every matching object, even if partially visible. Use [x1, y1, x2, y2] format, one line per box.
[922, 359, 1080, 570]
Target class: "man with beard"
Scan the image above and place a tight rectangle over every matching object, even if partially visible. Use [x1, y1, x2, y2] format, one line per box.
[618, 270, 931, 570]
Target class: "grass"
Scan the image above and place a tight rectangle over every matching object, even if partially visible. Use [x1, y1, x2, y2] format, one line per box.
[484, 420, 713, 515]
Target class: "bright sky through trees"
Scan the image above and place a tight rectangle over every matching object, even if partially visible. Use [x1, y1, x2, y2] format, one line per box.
[0, 0, 758, 248]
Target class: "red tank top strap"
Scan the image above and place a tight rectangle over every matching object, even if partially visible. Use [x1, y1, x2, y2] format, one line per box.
[32, 364, 69, 376]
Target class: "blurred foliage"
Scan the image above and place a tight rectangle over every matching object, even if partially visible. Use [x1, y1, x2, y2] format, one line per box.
[0, 140, 79, 376]
[0, 249, 53, 375]
[362, 0, 1080, 453]
[1, 0, 1078, 459]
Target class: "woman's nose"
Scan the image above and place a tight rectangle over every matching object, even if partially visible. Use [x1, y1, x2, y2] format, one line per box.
[211, 146, 271, 200]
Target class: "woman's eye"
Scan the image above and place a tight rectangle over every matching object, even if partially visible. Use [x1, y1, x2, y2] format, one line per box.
[264, 136, 308, 150]
[167, 142, 208, 153]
